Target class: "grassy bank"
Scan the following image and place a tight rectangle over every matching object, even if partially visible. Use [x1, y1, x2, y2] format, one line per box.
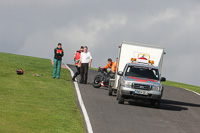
[162, 80, 200, 94]
[89, 67, 98, 71]
[0, 52, 85, 133]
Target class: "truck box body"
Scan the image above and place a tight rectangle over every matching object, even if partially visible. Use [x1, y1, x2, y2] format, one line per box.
[114, 42, 165, 89]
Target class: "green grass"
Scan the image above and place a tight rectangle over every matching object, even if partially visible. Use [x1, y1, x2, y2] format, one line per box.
[89, 67, 98, 71]
[162, 80, 200, 94]
[0, 52, 85, 133]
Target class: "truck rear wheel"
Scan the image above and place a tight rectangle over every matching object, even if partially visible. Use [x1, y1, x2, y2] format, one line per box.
[108, 86, 113, 96]
[116, 90, 119, 100]
[118, 94, 124, 104]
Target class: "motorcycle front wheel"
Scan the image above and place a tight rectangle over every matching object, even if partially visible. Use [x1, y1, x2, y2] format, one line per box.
[92, 75, 102, 88]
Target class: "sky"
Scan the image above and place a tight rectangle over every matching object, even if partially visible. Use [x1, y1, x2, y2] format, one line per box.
[0, 0, 200, 86]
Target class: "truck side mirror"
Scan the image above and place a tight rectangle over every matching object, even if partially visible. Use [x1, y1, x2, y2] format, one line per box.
[117, 71, 123, 76]
[161, 77, 166, 82]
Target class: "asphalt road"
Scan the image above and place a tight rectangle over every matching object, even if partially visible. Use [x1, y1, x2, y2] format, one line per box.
[68, 65, 200, 133]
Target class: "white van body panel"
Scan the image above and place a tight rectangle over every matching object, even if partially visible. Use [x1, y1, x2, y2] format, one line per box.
[114, 42, 165, 89]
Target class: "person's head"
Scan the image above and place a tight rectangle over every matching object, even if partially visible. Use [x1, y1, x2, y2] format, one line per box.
[84, 46, 88, 53]
[58, 43, 62, 49]
[80, 46, 84, 51]
[108, 58, 112, 65]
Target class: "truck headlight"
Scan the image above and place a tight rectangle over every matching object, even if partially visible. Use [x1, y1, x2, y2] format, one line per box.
[158, 86, 162, 91]
[152, 86, 162, 91]
[122, 81, 132, 87]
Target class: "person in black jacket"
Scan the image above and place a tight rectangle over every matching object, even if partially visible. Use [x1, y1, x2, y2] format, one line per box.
[53, 43, 64, 79]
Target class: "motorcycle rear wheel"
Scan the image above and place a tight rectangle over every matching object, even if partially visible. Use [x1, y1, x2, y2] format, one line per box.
[92, 75, 102, 88]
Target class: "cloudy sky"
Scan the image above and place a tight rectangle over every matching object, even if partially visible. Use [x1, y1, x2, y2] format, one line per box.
[0, 0, 200, 86]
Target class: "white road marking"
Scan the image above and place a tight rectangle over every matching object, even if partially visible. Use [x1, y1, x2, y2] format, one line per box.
[66, 64, 93, 133]
[182, 88, 200, 96]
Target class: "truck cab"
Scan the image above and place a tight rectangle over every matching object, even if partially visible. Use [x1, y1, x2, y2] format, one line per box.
[117, 61, 166, 107]
[110, 42, 166, 108]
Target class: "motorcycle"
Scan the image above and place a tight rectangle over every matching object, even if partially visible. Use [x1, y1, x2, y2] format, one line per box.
[92, 67, 110, 88]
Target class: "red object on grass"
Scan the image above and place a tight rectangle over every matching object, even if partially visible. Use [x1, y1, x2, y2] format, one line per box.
[17, 69, 23, 75]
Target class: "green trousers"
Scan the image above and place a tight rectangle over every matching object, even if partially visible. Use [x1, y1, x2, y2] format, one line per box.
[53, 59, 61, 78]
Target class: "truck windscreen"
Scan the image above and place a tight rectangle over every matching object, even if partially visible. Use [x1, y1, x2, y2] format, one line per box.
[125, 66, 159, 80]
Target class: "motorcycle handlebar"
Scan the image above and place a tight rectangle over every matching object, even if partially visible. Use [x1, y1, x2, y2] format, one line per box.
[98, 67, 107, 73]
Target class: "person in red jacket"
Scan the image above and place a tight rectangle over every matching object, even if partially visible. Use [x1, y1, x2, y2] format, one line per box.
[72, 46, 84, 81]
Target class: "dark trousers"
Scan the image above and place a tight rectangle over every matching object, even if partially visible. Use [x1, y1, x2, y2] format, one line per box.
[73, 66, 81, 78]
[80, 63, 89, 83]
[109, 72, 115, 79]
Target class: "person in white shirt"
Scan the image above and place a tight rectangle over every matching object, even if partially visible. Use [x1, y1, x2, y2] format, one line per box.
[78, 46, 92, 84]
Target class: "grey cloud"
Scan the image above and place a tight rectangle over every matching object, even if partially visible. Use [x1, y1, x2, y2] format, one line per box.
[0, 0, 200, 86]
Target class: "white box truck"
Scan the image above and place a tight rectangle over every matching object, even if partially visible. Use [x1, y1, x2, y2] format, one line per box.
[108, 42, 166, 108]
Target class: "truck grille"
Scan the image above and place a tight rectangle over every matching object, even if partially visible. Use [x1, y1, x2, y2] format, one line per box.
[134, 84, 152, 90]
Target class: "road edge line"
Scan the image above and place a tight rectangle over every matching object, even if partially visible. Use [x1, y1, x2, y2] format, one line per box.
[182, 88, 200, 96]
[66, 64, 93, 133]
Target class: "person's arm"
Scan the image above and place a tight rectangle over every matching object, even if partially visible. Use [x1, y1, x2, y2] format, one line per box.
[78, 53, 82, 67]
[73, 53, 75, 60]
[89, 59, 92, 67]
[60, 50, 64, 57]
[89, 52, 92, 67]
[78, 59, 81, 67]
[104, 64, 109, 69]
[54, 48, 57, 55]
[73, 51, 77, 61]
[54, 48, 60, 57]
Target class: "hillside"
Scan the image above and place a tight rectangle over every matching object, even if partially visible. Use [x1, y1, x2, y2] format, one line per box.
[0, 52, 85, 133]
[162, 80, 200, 94]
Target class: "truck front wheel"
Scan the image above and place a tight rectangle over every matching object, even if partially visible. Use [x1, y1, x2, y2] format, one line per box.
[118, 93, 124, 104]
[151, 99, 161, 108]
[108, 86, 113, 96]
[156, 100, 161, 108]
